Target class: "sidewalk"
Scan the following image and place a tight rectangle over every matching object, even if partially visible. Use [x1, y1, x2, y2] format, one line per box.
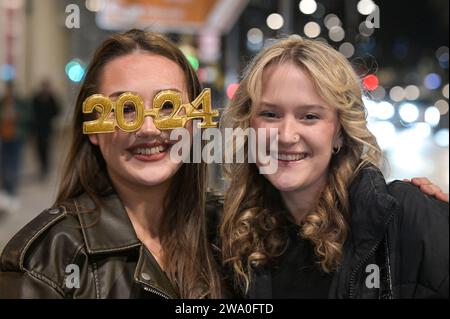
[0, 131, 68, 252]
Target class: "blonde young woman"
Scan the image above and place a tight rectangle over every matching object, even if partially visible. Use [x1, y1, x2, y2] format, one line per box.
[0, 30, 222, 298]
[220, 37, 449, 298]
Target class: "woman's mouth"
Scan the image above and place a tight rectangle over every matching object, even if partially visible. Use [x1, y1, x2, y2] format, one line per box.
[275, 152, 309, 166]
[127, 143, 171, 162]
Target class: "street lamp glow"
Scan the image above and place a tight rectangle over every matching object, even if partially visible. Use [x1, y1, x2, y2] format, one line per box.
[304, 22, 321, 38]
[299, 0, 317, 15]
[357, 0, 376, 15]
[399, 102, 419, 123]
[267, 13, 284, 30]
[424, 106, 441, 127]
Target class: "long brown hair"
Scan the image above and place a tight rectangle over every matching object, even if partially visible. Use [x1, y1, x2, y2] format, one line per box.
[56, 29, 222, 298]
[220, 37, 382, 293]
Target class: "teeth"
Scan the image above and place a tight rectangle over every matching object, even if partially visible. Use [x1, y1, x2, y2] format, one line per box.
[276, 153, 307, 161]
[133, 145, 167, 155]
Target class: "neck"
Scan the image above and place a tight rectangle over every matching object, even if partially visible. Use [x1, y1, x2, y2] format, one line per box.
[109, 171, 171, 239]
[280, 178, 327, 225]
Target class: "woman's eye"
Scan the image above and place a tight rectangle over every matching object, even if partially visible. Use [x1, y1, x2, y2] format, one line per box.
[259, 111, 278, 118]
[303, 113, 319, 120]
[161, 101, 174, 112]
[123, 102, 136, 113]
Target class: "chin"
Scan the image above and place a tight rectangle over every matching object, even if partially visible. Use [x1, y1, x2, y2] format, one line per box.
[137, 170, 176, 186]
[267, 177, 303, 193]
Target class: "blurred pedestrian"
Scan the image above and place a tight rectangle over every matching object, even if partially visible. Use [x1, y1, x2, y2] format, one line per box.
[0, 81, 31, 212]
[32, 79, 60, 180]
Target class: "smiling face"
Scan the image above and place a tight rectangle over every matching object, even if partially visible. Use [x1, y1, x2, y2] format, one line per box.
[250, 62, 342, 198]
[88, 52, 190, 189]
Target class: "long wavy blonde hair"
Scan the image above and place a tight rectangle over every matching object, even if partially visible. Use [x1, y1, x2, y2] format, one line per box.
[220, 37, 383, 294]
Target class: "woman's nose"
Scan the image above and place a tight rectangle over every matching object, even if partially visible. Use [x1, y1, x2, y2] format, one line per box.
[135, 116, 161, 137]
[278, 117, 300, 145]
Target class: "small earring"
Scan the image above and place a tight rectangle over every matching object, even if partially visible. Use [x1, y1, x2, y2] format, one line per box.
[332, 145, 341, 155]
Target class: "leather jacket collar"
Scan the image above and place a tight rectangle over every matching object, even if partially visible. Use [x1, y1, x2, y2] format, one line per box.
[74, 193, 141, 254]
[73, 193, 179, 299]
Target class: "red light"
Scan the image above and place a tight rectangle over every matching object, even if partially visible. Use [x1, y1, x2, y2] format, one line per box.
[363, 74, 379, 91]
[226, 83, 239, 99]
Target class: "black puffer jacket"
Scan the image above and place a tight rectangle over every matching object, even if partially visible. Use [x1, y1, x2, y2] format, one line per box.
[249, 166, 449, 298]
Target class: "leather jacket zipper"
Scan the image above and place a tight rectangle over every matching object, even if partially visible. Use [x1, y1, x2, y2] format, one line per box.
[142, 283, 171, 299]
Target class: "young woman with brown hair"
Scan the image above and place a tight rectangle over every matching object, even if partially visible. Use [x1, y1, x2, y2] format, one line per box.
[0, 29, 223, 299]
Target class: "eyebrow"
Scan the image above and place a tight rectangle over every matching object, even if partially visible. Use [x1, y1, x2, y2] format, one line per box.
[260, 102, 327, 110]
[108, 88, 183, 98]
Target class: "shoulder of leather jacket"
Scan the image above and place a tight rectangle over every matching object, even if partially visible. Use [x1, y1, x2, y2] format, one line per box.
[0, 205, 85, 284]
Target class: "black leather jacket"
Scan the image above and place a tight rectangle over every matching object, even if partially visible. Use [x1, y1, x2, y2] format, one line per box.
[0, 193, 179, 299]
[248, 166, 449, 298]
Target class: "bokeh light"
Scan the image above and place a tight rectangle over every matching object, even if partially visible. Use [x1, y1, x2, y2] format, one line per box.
[339, 42, 355, 58]
[424, 73, 442, 90]
[399, 102, 419, 123]
[389, 86, 405, 102]
[304, 22, 321, 38]
[357, 0, 376, 15]
[424, 106, 441, 127]
[267, 13, 284, 30]
[299, 0, 317, 15]
[65, 59, 85, 82]
[404, 85, 420, 100]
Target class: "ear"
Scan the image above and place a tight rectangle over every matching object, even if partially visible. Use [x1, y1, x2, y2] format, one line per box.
[88, 134, 99, 146]
[333, 130, 343, 148]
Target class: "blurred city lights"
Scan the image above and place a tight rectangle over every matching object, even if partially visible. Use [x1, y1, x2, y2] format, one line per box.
[372, 86, 386, 100]
[304, 22, 321, 38]
[424, 106, 441, 127]
[391, 127, 432, 175]
[357, 0, 376, 15]
[389, 86, 405, 102]
[339, 42, 355, 58]
[363, 74, 379, 91]
[399, 102, 419, 123]
[267, 13, 284, 30]
[247, 28, 264, 45]
[404, 85, 420, 100]
[324, 14, 341, 30]
[436, 46, 449, 59]
[438, 53, 449, 69]
[85, 0, 106, 12]
[411, 122, 432, 139]
[436, 46, 449, 69]
[311, 2, 325, 18]
[186, 54, 199, 70]
[363, 97, 378, 119]
[434, 128, 449, 147]
[359, 21, 375, 37]
[198, 66, 218, 83]
[329, 26, 345, 42]
[65, 60, 85, 82]
[226, 83, 239, 100]
[376, 101, 395, 120]
[367, 121, 396, 150]
[0, 64, 16, 81]
[442, 84, 449, 99]
[435, 99, 449, 115]
[299, 0, 317, 15]
[424, 73, 442, 90]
